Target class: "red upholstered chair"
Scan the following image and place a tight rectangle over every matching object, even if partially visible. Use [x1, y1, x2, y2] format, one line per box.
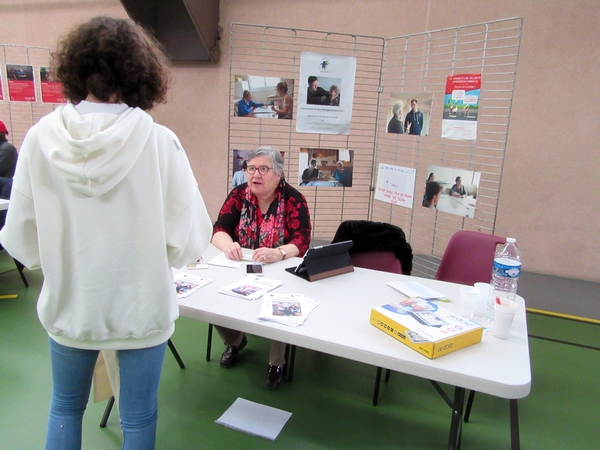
[331, 220, 413, 406]
[434, 229, 505, 422]
[331, 220, 412, 275]
[350, 251, 403, 274]
[435, 230, 505, 286]
[350, 250, 403, 406]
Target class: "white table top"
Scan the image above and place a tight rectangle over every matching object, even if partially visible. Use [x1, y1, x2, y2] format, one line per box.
[0, 198, 8, 211]
[437, 194, 476, 218]
[178, 245, 531, 399]
[251, 106, 277, 118]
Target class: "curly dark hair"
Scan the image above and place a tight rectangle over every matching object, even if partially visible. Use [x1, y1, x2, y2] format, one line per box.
[52, 16, 170, 110]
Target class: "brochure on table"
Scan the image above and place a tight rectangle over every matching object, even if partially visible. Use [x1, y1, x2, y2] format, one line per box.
[258, 293, 319, 327]
[174, 273, 213, 299]
[219, 276, 282, 301]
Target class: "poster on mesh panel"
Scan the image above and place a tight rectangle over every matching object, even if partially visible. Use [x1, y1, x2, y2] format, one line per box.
[374, 164, 416, 208]
[441, 74, 481, 140]
[296, 52, 356, 135]
[421, 165, 481, 218]
[6, 64, 35, 102]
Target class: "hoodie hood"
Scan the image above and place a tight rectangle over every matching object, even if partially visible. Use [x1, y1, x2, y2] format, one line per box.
[37, 103, 153, 196]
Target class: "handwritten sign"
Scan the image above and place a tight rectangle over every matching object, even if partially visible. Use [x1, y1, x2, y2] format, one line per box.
[374, 164, 416, 208]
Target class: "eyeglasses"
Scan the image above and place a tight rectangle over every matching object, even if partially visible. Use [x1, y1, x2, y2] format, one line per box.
[246, 165, 274, 175]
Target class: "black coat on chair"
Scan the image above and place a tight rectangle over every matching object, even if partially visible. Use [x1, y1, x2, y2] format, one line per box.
[331, 220, 413, 275]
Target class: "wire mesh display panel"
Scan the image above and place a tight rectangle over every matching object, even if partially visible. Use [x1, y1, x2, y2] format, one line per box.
[1, 45, 58, 148]
[372, 18, 522, 278]
[229, 24, 384, 242]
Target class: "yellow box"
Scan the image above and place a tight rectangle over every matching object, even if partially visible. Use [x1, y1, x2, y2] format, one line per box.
[370, 298, 483, 359]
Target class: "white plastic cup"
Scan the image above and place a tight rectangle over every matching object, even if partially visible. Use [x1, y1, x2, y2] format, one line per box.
[474, 282, 490, 314]
[493, 300, 518, 339]
[459, 286, 479, 318]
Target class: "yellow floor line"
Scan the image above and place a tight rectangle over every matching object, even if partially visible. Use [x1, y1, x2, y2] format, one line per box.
[0, 294, 18, 300]
[526, 307, 600, 325]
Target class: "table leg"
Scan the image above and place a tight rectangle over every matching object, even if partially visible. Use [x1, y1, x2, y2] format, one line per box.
[373, 367, 383, 406]
[206, 324, 213, 362]
[448, 386, 465, 450]
[510, 399, 520, 450]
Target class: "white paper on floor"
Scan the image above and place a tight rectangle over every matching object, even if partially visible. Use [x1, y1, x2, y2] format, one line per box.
[215, 397, 292, 440]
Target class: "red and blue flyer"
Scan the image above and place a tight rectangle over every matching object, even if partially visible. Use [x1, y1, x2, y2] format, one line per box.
[442, 73, 481, 140]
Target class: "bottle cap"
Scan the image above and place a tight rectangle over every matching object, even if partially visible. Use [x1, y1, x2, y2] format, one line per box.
[506, 237, 516, 243]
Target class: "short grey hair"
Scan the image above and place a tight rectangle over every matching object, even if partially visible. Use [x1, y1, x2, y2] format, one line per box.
[248, 146, 285, 176]
[392, 102, 402, 116]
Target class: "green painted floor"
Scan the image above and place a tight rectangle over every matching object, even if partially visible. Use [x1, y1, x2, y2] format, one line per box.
[1, 253, 599, 449]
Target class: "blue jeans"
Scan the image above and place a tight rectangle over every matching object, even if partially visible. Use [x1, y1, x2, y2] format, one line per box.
[46, 339, 167, 450]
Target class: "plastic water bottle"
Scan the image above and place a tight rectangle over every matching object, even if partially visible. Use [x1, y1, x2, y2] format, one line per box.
[486, 238, 521, 323]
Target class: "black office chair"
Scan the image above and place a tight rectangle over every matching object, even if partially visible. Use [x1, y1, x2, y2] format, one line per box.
[331, 220, 413, 406]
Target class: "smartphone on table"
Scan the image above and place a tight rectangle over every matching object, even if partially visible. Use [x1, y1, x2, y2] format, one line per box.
[246, 262, 264, 276]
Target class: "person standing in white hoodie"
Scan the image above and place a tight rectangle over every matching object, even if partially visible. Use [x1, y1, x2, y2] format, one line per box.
[0, 16, 212, 450]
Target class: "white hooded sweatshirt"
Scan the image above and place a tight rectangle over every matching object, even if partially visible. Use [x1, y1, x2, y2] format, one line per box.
[0, 102, 212, 350]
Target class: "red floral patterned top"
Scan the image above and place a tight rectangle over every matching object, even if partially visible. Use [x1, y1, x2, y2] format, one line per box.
[213, 181, 312, 257]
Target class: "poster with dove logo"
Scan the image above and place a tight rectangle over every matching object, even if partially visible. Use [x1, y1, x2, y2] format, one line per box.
[297, 52, 356, 135]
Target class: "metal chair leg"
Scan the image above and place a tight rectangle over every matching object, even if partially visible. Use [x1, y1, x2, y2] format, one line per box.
[14, 259, 28, 287]
[99, 396, 115, 428]
[167, 338, 185, 368]
[99, 338, 184, 427]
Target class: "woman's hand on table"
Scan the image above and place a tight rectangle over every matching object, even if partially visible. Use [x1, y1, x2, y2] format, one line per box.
[223, 242, 243, 260]
[252, 247, 283, 264]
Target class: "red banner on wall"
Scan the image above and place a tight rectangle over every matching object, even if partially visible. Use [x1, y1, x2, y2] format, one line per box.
[6, 64, 36, 102]
[40, 67, 66, 104]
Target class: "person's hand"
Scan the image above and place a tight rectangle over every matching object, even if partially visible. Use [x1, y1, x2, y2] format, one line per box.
[223, 242, 243, 260]
[252, 247, 282, 264]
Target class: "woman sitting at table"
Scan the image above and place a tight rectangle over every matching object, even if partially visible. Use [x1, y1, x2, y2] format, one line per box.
[332, 161, 350, 187]
[271, 81, 293, 120]
[212, 146, 312, 389]
[237, 90, 264, 117]
[450, 176, 467, 198]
